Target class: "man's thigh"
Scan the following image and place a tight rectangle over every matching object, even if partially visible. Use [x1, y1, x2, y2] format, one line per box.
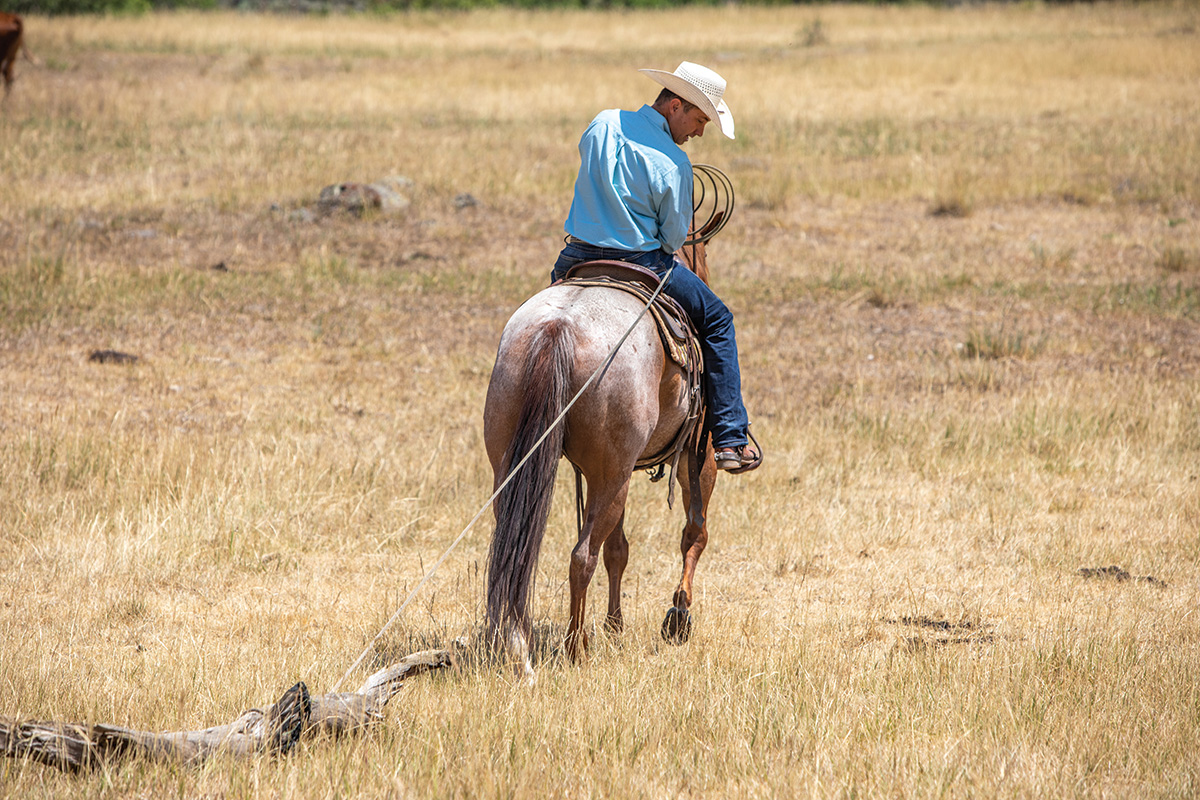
[662, 261, 727, 328]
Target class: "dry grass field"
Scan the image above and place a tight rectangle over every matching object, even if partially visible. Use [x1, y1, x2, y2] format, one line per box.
[2, 2, 1199, 796]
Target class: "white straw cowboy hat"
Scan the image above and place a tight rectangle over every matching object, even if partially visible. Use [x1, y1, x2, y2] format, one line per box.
[640, 61, 735, 140]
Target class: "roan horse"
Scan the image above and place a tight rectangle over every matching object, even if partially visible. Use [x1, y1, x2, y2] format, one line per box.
[483, 233, 721, 678]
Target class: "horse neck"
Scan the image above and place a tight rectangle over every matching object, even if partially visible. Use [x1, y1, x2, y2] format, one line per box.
[676, 241, 711, 286]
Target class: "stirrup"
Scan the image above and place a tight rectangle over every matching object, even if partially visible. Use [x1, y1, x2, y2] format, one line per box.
[714, 428, 763, 474]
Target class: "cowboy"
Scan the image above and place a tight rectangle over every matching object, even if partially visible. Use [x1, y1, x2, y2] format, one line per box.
[551, 62, 760, 473]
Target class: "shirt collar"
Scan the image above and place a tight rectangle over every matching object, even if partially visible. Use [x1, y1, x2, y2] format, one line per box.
[637, 104, 675, 141]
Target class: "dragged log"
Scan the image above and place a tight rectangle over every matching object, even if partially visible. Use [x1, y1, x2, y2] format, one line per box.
[0, 649, 451, 772]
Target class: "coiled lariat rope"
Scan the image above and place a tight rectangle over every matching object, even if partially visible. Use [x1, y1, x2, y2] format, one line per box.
[684, 164, 734, 246]
[333, 164, 733, 691]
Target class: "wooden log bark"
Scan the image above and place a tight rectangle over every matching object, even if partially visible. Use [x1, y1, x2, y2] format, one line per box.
[1, 649, 452, 772]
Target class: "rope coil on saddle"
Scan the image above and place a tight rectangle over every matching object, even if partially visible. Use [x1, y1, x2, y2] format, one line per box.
[683, 164, 735, 247]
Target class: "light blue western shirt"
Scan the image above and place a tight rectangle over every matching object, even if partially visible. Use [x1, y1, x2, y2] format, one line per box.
[564, 105, 693, 255]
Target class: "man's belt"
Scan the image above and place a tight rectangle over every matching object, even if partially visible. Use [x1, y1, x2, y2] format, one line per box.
[565, 236, 652, 254]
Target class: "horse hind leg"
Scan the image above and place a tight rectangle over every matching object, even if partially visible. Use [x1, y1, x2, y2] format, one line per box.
[566, 476, 630, 662]
[662, 434, 717, 645]
[602, 512, 629, 633]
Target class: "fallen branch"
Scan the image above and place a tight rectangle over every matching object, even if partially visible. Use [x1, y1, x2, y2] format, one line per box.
[0, 649, 452, 772]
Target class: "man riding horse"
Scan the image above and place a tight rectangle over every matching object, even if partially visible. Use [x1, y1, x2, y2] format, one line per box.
[551, 61, 760, 473]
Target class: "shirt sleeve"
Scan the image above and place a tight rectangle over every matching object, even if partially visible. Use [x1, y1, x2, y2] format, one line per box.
[655, 163, 693, 253]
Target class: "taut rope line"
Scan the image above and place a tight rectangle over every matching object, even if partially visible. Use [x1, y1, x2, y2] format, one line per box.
[332, 263, 678, 692]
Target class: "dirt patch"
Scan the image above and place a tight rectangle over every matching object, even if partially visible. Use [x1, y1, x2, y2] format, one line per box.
[87, 350, 139, 365]
[1078, 565, 1167, 587]
[899, 634, 996, 652]
[889, 615, 982, 632]
[887, 616, 995, 651]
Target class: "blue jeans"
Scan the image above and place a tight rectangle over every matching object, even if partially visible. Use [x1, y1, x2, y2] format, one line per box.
[552, 241, 749, 450]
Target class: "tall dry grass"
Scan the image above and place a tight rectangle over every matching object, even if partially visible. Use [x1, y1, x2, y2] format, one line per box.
[1, 3, 1199, 797]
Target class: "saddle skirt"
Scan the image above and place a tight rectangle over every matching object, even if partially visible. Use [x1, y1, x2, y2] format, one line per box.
[559, 260, 706, 486]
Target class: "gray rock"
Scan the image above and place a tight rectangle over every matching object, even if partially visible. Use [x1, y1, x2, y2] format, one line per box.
[318, 180, 411, 216]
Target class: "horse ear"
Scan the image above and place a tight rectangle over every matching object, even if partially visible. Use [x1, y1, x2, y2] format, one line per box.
[676, 212, 715, 285]
[675, 240, 711, 286]
[676, 207, 724, 285]
[695, 210, 725, 241]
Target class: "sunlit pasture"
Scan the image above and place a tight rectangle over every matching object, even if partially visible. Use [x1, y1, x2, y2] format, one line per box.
[1, 3, 1198, 797]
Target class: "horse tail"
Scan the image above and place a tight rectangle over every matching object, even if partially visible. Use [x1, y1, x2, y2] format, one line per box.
[486, 317, 575, 639]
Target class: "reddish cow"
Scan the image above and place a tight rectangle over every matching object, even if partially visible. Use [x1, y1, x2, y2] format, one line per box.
[1, 12, 30, 97]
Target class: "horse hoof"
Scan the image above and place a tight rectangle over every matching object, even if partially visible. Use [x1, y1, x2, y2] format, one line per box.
[661, 606, 692, 644]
